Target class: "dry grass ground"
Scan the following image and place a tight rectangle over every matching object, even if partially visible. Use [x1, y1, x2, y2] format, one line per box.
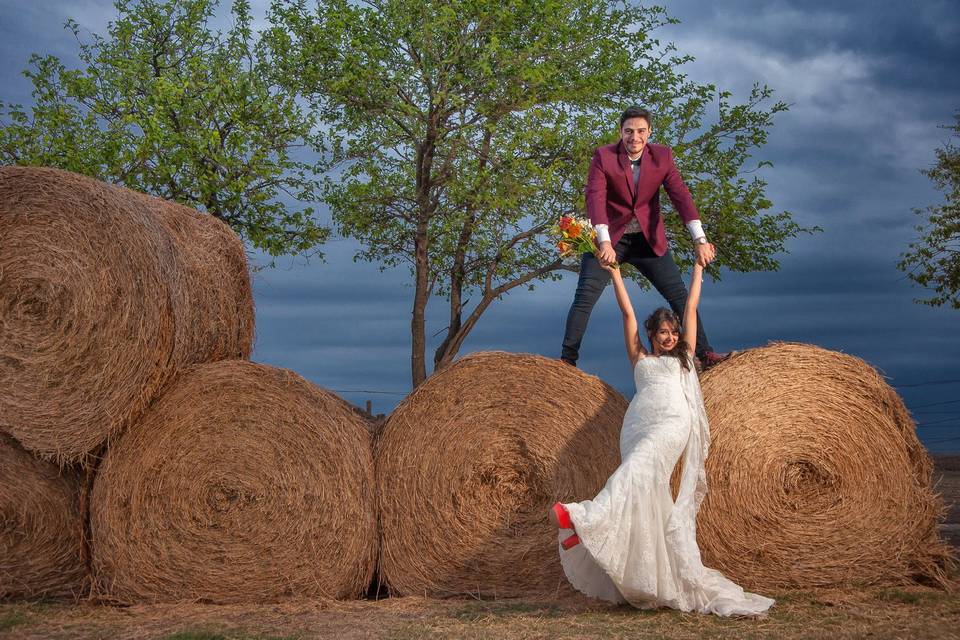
[3, 455, 960, 640]
[3, 588, 959, 640]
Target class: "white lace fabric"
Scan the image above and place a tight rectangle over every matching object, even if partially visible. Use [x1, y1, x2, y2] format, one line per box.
[559, 356, 774, 616]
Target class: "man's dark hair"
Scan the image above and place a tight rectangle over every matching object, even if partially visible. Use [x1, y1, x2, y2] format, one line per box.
[620, 106, 652, 129]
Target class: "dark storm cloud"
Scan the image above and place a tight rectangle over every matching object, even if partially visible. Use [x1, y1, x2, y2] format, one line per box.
[0, 0, 274, 106]
[0, 2, 122, 104]
[664, 0, 959, 154]
[250, 242, 418, 411]
[666, 0, 960, 92]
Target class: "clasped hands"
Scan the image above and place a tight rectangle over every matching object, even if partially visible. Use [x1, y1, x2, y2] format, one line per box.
[595, 240, 717, 268]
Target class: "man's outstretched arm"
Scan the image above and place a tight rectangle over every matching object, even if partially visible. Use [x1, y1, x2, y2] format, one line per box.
[585, 149, 617, 264]
[662, 148, 715, 266]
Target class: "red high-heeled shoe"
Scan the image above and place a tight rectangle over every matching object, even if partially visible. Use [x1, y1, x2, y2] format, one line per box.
[560, 533, 581, 550]
[551, 502, 573, 529]
[550, 503, 581, 549]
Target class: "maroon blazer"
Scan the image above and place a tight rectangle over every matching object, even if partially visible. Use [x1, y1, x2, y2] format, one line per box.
[584, 141, 700, 256]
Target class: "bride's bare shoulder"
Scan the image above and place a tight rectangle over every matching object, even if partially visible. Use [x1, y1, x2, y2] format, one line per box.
[631, 353, 648, 368]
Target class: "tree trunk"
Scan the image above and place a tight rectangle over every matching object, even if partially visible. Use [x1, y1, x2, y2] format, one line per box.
[433, 293, 493, 372]
[411, 108, 439, 387]
[433, 296, 461, 372]
[433, 129, 491, 372]
[433, 257, 570, 371]
[411, 225, 429, 387]
[432, 235, 466, 371]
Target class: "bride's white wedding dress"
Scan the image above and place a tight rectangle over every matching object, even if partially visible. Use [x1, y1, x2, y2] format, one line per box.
[559, 355, 773, 616]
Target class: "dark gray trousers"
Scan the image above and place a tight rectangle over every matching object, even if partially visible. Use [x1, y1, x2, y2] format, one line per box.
[560, 233, 712, 365]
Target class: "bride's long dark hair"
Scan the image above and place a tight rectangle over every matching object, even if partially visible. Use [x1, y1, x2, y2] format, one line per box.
[644, 307, 692, 371]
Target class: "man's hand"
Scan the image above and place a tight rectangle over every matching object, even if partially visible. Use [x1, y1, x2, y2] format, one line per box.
[596, 241, 617, 266]
[694, 242, 716, 267]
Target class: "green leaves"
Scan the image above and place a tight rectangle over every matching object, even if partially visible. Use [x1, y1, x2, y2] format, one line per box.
[0, 0, 329, 259]
[266, 0, 812, 382]
[0, 0, 809, 381]
[899, 112, 960, 309]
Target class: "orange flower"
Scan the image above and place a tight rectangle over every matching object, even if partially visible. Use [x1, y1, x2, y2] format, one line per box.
[567, 224, 582, 239]
[557, 241, 570, 253]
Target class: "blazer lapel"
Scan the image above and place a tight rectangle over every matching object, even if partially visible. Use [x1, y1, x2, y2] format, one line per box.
[616, 141, 635, 201]
[635, 144, 660, 200]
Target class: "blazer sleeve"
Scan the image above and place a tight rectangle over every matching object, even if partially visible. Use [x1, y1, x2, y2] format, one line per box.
[661, 147, 700, 224]
[584, 148, 608, 226]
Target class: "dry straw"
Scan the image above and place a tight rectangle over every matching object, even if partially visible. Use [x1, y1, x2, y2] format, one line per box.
[90, 360, 378, 604]
[377, 351, 628, 598]
[0, 166, 253, 464]
[695, 342, 953, 590]
[1, 432, 86, 600]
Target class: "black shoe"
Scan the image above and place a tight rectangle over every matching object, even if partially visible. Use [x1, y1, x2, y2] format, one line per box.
[699, 350, 733, 370]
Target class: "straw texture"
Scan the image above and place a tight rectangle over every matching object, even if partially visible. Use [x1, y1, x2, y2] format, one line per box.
[377, 351, 628, 598]
[90, 360, 377, 604]
[695, 342, 952, 590]
[0, 432, 86, 600]
[0, 166, 253, 463]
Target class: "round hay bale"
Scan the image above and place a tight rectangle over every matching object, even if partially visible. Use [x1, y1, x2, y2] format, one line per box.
[695, 342, 952, 590]
[0, 166, 253, 463]
[150, 195, 255, 367]
[1, 432, 86, 600]
[90, 360, 377, 604]
[377, 351, 627, 597]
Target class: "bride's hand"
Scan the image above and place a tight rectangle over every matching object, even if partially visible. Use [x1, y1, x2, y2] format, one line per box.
[599, 260, 620, 275]
[694, 241, 716, 267]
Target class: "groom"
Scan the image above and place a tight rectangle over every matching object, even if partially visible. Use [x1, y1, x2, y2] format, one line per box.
[560, 106, 729, 369]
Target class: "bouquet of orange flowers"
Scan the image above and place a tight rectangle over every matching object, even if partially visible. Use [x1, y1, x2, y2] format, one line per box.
[551, 215, 605, 265]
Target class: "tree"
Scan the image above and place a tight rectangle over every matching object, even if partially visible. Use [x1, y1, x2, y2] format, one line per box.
[899, 112, 960, 309]
[0, 0, 328, 258]
[266, 0, 816, 387]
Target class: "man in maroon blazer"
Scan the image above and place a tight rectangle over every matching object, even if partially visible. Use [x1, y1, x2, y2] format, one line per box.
[561, 106, 728, 368]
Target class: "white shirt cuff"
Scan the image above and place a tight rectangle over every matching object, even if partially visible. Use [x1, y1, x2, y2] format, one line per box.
[594, 224, 610, 244]
[686, 220, 706, 242]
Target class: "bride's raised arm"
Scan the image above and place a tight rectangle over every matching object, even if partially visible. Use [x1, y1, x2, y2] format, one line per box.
[682, 262, 704, 356]
[601, 264, 646, 367]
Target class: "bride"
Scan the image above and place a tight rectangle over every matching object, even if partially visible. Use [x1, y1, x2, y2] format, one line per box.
[550, 257, 773, 616]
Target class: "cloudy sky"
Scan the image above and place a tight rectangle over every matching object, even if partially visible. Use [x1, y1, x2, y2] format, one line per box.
[3, 1, 959, 451]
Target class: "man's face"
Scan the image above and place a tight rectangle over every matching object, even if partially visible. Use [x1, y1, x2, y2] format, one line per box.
[619, 117, 650, 156]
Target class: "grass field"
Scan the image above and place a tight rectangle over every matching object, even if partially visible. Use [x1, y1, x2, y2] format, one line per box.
[3, 587, 960, 640]
[3, 457, 959, 640]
